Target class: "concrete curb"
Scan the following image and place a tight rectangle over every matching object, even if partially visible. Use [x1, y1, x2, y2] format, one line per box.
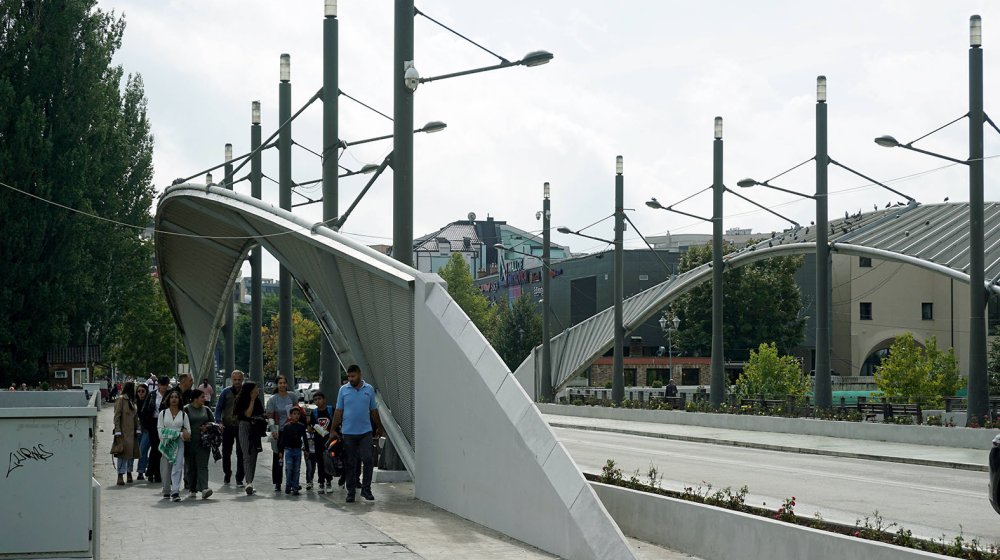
[540, 403, 1000, 450]
[551, 422, 987, 472]
[591, 481, 953, 560]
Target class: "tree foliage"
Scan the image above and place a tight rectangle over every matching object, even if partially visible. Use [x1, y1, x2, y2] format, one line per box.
[672, 242, 805, 360]
[874, 333, 961, 405]
[988, 337, 1000, 396]
[735, 342, 809, 399]
[438, 253, 496, 339]
[492, 294, 543, 370]
[261, 310, 321, 382]
[0, 1, 154, 384]
[107, 276, 187, 377]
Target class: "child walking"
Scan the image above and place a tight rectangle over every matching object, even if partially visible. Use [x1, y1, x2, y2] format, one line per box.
[278, 406, 307, 495]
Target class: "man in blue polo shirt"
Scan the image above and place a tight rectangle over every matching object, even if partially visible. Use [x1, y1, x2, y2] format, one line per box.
[332, 364, 384, 503]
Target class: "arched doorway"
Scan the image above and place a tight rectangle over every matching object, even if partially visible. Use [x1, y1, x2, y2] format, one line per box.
[859, 336, 924, 376]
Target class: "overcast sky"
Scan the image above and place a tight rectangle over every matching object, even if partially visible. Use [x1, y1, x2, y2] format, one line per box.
[98, 0, 1000, 278]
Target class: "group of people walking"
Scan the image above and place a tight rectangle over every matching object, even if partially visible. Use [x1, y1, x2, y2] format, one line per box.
[111, 365, 384, 504]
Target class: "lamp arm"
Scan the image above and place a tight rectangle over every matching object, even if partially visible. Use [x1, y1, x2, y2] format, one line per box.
[828, 159, 916, 202]
[334, 153, 393, 229]
[724, 187, 800, 227]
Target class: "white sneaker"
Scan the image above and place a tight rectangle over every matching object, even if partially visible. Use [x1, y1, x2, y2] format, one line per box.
[245, 484, 255, 495]
[326, 481, 333, 492]
[201, 489, 213, 500]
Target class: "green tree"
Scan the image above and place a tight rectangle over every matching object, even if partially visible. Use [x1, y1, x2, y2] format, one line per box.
[875, 333, 961, 405]
[437, 253, 496, 339]
[261, 310, 321, 381]
[108, 276, 187, 377]
[0, 2, 154, 384]
[735, 342, 809, 399]
[988, 337, 1000, 396]
[492, 294, 543, 370]
[673, 242, 805, 360]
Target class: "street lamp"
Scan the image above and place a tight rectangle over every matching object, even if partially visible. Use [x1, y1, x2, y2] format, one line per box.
[873, 14, 987, 423]
[84, 321, 91, 384]
[659, 315, 681, 383]
[393, 0, 552, 267]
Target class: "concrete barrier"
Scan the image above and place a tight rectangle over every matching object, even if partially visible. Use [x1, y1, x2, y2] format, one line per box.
[591, 481, 951, 560]
[540, 403, 1000, 450]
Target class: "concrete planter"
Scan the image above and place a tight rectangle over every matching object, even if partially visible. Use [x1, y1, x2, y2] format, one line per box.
[540, 403, 1000, 450]
[592, 481, 951, 560]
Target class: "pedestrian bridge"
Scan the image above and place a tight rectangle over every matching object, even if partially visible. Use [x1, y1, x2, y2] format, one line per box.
[154, 183, 634, 560]
[515, 201, 1000, 394]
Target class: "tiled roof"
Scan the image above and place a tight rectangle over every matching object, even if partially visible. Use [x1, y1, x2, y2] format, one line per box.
[46, 346, 102, 364]
[415, 223, 481, 252]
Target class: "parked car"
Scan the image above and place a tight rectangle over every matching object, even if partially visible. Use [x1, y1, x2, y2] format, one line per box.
[296, 382, 319, 402]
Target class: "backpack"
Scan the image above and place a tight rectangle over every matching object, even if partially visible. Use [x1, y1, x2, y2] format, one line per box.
[312, 405, 334, 423]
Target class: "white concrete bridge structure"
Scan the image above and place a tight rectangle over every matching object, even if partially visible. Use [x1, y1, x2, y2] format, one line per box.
[516, 201, 1000, 396]
[154, 183, 635, 560]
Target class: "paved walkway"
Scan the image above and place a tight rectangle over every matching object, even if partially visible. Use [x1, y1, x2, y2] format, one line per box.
[542, 413, 988, 471]
[94, 404, 695, 559]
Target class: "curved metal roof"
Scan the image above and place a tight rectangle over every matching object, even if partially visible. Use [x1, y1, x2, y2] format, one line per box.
[515, 202, 1000, 393]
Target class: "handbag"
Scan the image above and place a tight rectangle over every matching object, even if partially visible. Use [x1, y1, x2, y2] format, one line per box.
[251, 415, 268, 439]
[110, 434, 125, 455]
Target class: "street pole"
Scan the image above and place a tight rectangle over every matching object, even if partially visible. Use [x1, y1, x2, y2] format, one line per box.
[250, 101, 264, 390]
[173, 322, 177, 380]
[815, 76, 832, 410]
[320, 0, 340, 399]
[85, 321, 91, 384]
[710, 117, 725, 408]
[668, 327, 674, 381]
[613, 156, 625, 405]
[392, 0, 415, 266]
[541, 182, 553, 402]
[278, 53, 295, 388]
[222, 143, 234, 397]
[968, 15, 987, 424]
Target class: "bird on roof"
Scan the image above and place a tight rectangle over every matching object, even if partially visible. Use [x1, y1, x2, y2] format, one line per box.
[944, 196, 949, 202]
[885, 202, 891, 208]
[874, 204, 878, 212]
[845, 210, 849, 219]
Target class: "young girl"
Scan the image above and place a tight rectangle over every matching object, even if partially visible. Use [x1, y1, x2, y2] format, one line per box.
[158, 391, 191, 502]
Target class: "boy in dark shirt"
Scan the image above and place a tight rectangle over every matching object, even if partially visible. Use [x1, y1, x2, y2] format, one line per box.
[278, 406, 307, 495]
[307, 392, 335, 493]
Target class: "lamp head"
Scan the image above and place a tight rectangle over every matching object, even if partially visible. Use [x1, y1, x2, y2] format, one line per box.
[544, 182, 550, 199]
[736, 178, 759, 188]
[972, 15, 982, 48]
[714, 116, 723, 139]
[616, 155, 623, 175]
[673, 315, 681, 329]
[325, 0, 337, 17]
[85, 321, 91, 333]
[280, 54, 291, 82]
[556, 226, 572, 234]
[494, 243, 506, 250]
[658, 316, 667, 330]
[403, 61, 419, 92]
[360, 164, 379, 174]
[874, 135, 900, 148]
[645, 198, 663, 210]
[251, 101, 261, 125]
[225, 143, 232, 162]
[817, 75, 827, 103]
[520, 50, 554, 67]
[205, 172, 213, 185]
[421, 120, 446, 133]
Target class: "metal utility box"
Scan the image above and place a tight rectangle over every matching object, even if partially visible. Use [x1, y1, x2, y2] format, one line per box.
[0, 391, 97, 559]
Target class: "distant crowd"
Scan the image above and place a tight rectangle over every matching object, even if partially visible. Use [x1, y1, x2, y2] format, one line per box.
[110, 366, 384, 504]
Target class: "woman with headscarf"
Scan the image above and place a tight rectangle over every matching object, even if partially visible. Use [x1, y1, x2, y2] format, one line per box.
[235, 381, 264, 495]
[134, 384, 151, 480]
[183, 389, 214, 500]
[112, 381, 141, 485]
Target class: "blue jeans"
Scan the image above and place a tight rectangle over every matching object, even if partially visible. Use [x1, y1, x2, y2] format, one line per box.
[138, 431, 151, 473]
[283, 448, 302, 490]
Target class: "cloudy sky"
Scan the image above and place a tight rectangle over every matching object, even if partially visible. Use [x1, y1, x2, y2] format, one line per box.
[98, 0, 1000, 278]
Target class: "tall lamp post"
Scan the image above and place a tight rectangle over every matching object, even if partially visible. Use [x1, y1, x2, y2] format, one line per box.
[659, 315, 680, 382]
[873, 15, 987, 423]
[541, 182, 553, 401]
[250, 101, 264, 390]
[320, 0, 340, 400]
[558, 157, 625, 404]
[278, 53, 295, 388]
[84, 321, 91, 383]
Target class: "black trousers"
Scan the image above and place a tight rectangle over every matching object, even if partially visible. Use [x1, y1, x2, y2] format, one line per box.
[146, 429, 162, 481]
[271, 451, 283, 486]
[343, 431, 373, 494]
[222, 424, 245, 483]
[312, 436, 330, 485]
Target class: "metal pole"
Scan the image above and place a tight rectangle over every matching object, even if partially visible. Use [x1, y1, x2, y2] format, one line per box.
[710, 117, 725, 408]
[815, 76, 832, 410]
[221, 144, 234, 397]
[250, 102, 264, 390]
[668, 328, 673, 380]
[613, 156, 625, 405]
[278, 54, 295, 389]
[968, 15, 988, 424]
[541, 182, 553, 401]
[85, 322, 91, 384]
[320, 1, 340, 399]
[173, 323, 177, 380]
[393, 0, 415, 266]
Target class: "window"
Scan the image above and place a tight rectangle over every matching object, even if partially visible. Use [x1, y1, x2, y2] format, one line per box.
[859, 257, 872, 267]
[54, 370, 67, 379]
[922, 302, 934, 320]
[681, 368, 701, 386]
[624, 368, 637, 386]
[646, 368, 671, 385]
[860, 302, 873, 321]
[71, 367, 88, 386]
